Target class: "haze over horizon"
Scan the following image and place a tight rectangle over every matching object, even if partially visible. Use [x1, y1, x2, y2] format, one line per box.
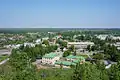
[0, 0, 120, 28]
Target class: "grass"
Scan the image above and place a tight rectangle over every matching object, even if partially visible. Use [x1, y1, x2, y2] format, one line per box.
[37, 68, 74, 80]
[77, 54, 88, 58]
[0, 55, 8, 62]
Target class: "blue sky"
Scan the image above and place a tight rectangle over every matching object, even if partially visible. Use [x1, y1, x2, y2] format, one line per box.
[0, 0, 120, 28]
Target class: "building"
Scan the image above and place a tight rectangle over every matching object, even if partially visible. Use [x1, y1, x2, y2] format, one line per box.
[35, 39, 41, 44]
[55, 55, 85, 68]
[42, 52, 60, 65]
[66, 55, 85, 63]
[0, 49, 11, 55]
[42, 37, 49, 41]
[111, 36, 120, 40]
[114, 42, 120, 50]
[4, 44, 22, 49]
[67, 42, 94, 49]
[55, 61, 76, 68]
[96, 35, 108, 40]
[24, 43, 35, 47]
[114, 42, 120, 47]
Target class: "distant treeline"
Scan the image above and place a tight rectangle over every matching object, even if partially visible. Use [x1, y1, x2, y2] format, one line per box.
[0, 28, 120, 34]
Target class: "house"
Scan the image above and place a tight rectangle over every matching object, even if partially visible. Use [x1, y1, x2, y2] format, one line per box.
[41, 52, 60, 65]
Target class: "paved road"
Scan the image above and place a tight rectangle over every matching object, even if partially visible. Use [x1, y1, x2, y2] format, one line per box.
[0, 58, 9, 65]
[86, 54, 92, 59]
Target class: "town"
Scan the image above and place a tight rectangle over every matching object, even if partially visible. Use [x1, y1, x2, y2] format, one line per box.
[0, 28, 120, 79]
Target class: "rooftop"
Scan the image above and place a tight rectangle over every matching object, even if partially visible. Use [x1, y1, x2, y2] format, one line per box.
[66, 55, 85, 60]
[68, 42, 94, 45]
[73, 59, 80, 63]
[55, 61, 76, 66]
[43, 52, 57, 58]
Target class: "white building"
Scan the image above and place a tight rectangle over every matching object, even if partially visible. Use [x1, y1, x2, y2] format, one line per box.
[42, 37, 49, 41]
[66, 55, 85, 63]
[24, 43, 35, 47]
[111, 36, 120, 40]
[35, 39, 41, 44]
[42, 52, 60, 65]
[96, 35, 108, 40]
[4, 44, 22, 49]
[0, 49, 11, 55]
[114, 42, 120, 50]
[4, 43, 35, 49]
[68, 42, 94, 49]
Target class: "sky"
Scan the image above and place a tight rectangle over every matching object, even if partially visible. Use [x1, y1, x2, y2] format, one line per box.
[0, 0, 120, 28]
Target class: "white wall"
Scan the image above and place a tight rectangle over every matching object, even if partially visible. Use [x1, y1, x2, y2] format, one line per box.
[42, 56, 60, 65]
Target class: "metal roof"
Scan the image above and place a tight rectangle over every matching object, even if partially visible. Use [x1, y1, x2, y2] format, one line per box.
[55, 61, 76, 66]
[43, 52, 57, 58]
[66, 55, 85, 60]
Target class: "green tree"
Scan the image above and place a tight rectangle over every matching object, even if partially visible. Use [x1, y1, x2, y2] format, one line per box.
[93, 53, 104, 60]
[63, 50, 71, 57]
[9, 50, 37, 80]
[9, 51, 29, 71]
[72, 63, 108, 80]
[61, 41, 67, 47]
[87, 45, 91, 52]
[108, 62, 120, 80]
[42, 40, 49, 45]
[69, 45, 75, 52]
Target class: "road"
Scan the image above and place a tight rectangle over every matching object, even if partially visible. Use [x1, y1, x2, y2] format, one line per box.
[86, 53, 92, 59]
[0, 58, 9, 65]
